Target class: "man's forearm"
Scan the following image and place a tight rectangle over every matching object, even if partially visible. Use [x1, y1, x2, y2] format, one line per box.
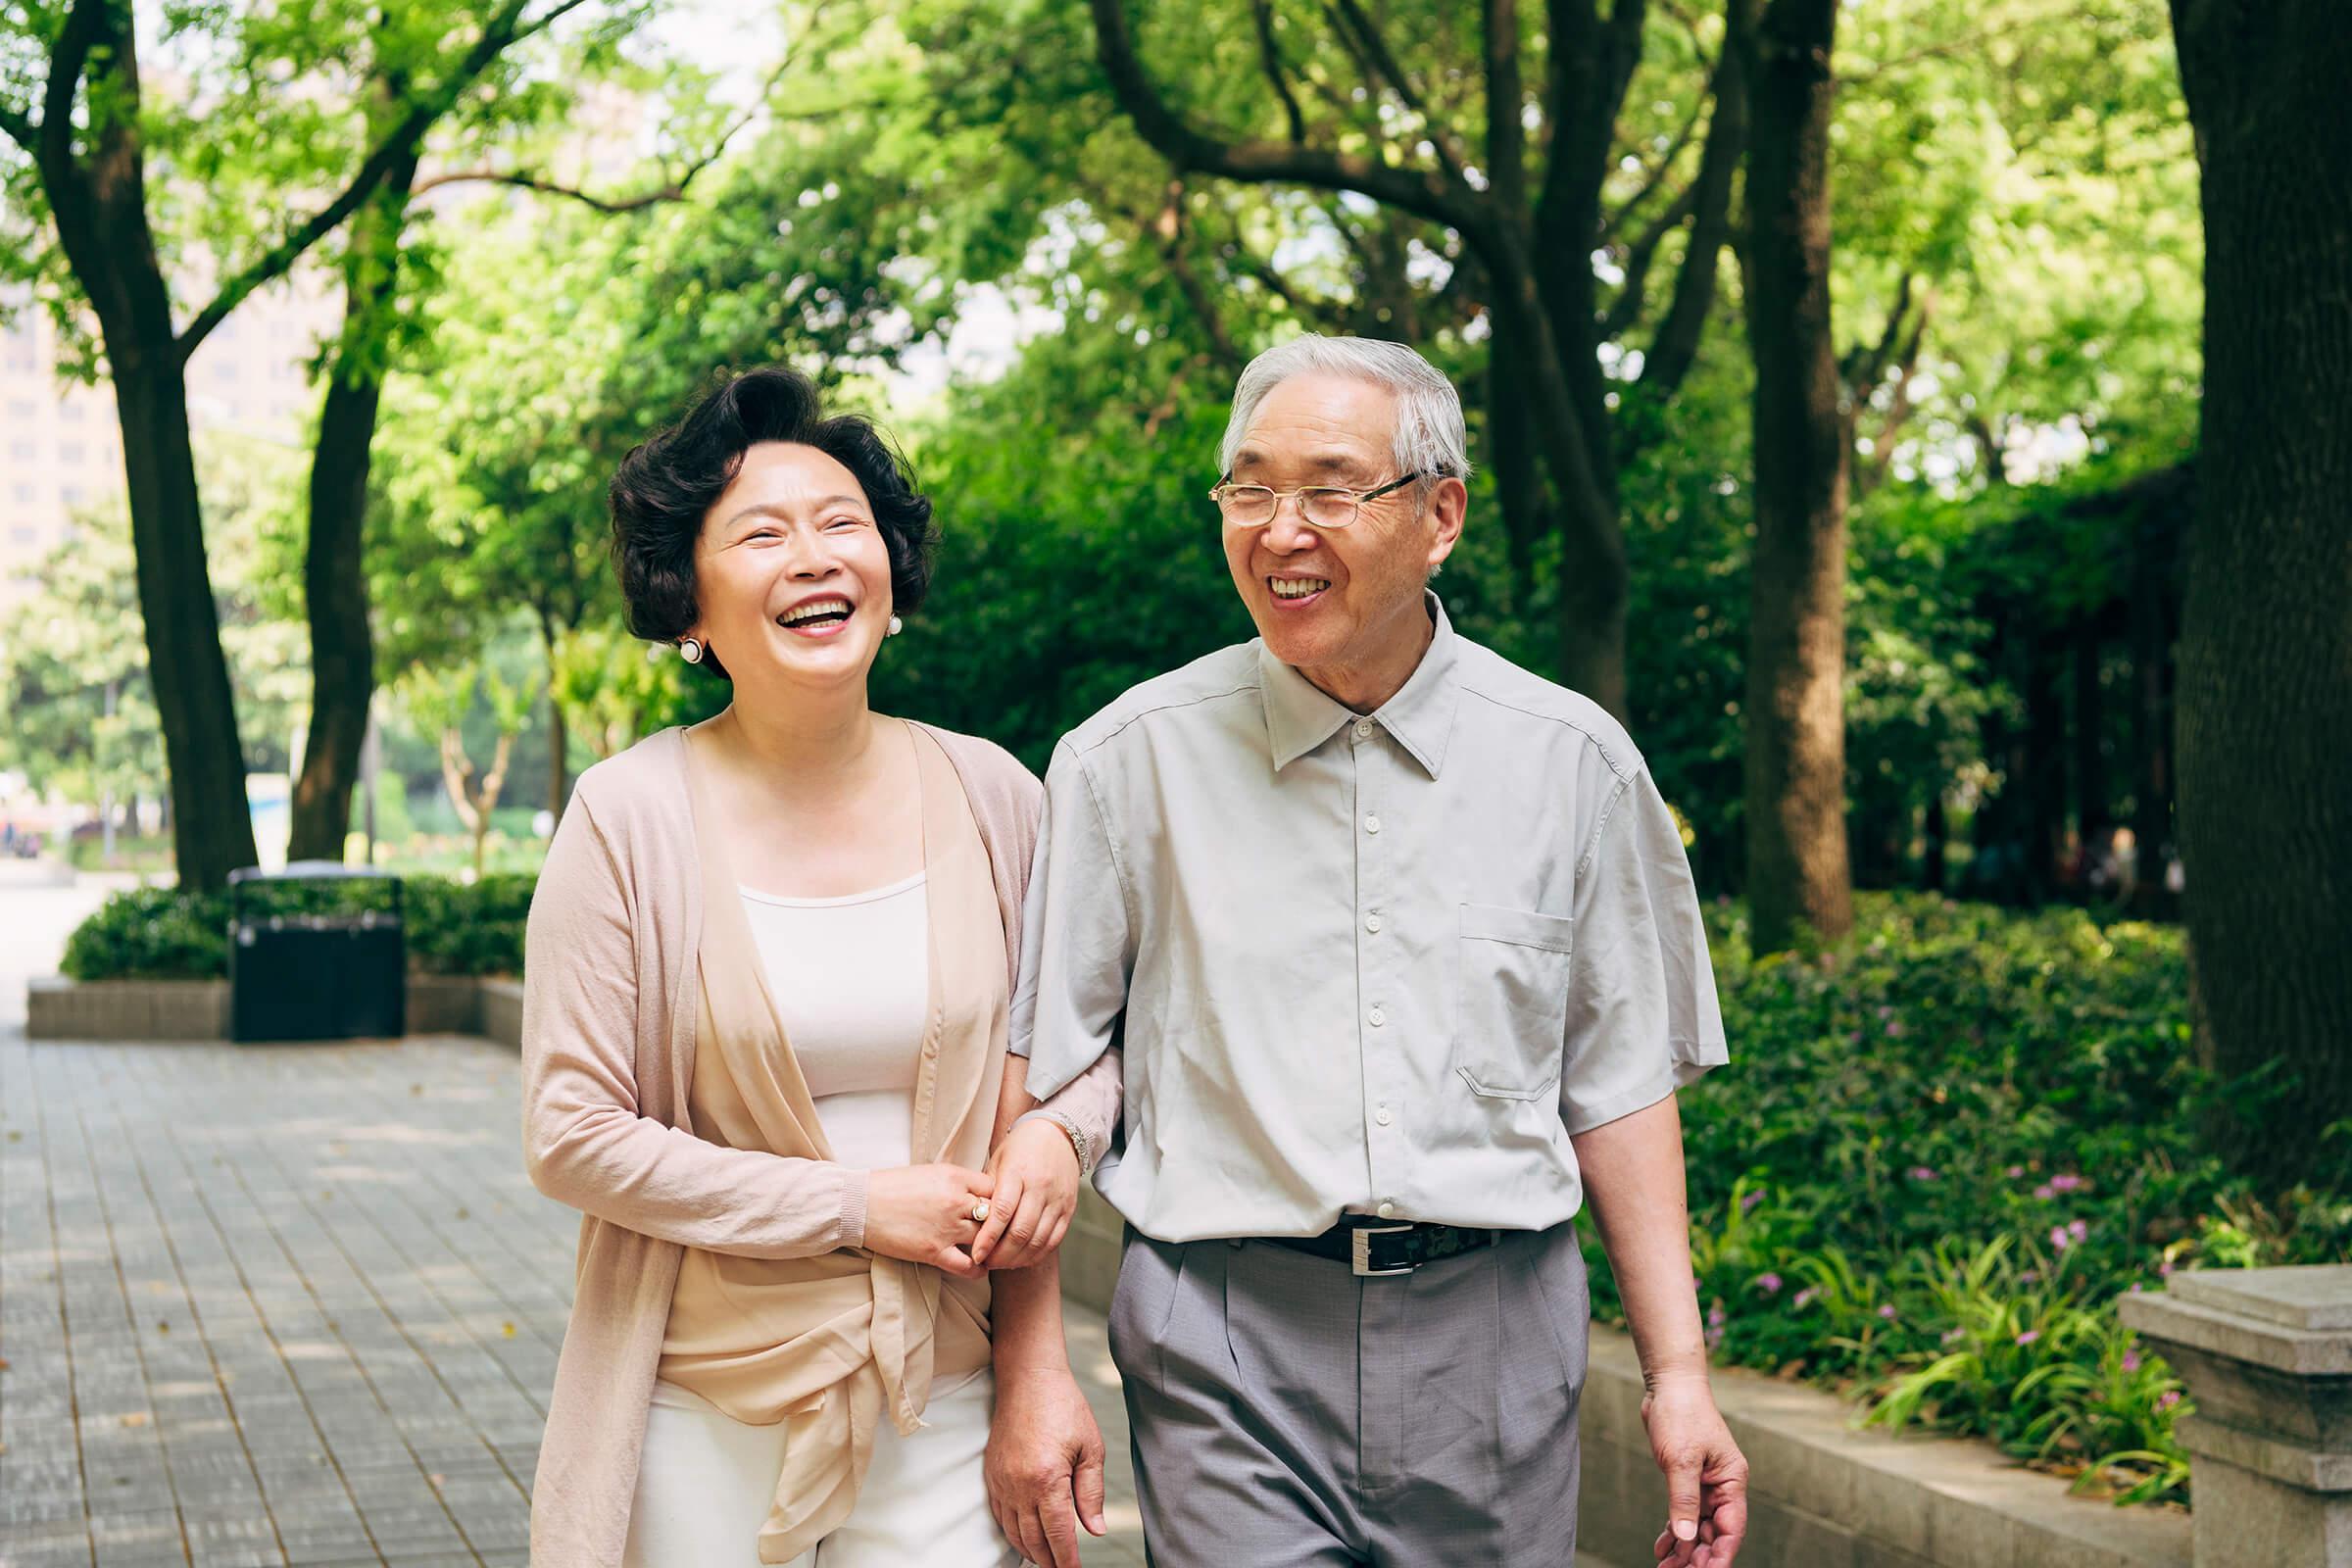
[992, 1250, 1075, 1375]
[1570, 1092, 1710, 1385]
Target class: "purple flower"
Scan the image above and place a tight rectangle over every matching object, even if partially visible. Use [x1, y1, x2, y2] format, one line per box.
[2048, 1174, 2087, 1193]
[1792, 1288, 1817, 1309]
[1847, 1030, 1865, 1044]
[2006, 1165, 2027, 1179]
[1707, 1302, 1727, 1329]
[2020, 1269, 2040, 1284]
[2067, 1219, 2088, 1243]
[1885, 1020, 1906, 1039]
[1878, 1303, 1897, 1320]
[2158, 1390, 2181, 1411]
[2034, 1183, 2055, 1200]
[1877, 1004, 1894, 1021]
[2016, 1329, 2041, 1346]
[1756, 1272, 1785, 1295]
[2122, 1350, 2143, 1373]
[2158, 1259, 2175, 1278]
[1940, 1327, 1965, 1346]
[1740, 1190, 1766, 1214]
[1908, 1165, 1938, 1183]
[2049, 1225, 2073, 1252]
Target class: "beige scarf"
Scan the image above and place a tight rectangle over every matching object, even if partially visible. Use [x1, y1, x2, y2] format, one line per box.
[660, 719, 1007, 1563]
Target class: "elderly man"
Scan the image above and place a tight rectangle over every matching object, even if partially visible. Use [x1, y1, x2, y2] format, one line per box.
[992, 335, 1748, 1568]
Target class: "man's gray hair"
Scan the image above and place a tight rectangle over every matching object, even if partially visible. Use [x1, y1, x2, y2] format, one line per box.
[1218, 335, 1473, 484]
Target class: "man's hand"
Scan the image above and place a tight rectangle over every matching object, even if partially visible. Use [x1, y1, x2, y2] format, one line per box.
[1643, 1375, 1747, 1567]
[974, 1117, 1082, 1271]
[986, 1363, 1107, 1568]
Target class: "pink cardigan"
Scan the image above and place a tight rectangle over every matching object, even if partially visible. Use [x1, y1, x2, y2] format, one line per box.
[519, 722, 1118, 1567]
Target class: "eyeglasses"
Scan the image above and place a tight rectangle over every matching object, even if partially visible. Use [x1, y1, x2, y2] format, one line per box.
[1209, 472, 1424, 529]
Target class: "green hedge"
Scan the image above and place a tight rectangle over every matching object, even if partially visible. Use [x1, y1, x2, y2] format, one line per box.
[1578, 893, 2352, 1507]
[60, 874, 533, 982]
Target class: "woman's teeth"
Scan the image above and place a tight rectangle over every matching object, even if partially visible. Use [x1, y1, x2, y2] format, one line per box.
[781, 598, 853, 627]
[1270, 577, 1330, 600]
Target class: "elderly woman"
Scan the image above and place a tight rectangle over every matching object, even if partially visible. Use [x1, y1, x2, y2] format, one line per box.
[519, 367, 1114, 1567]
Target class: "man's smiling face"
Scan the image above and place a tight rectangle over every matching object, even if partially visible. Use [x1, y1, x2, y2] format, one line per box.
[1221, 371, 1463, 708]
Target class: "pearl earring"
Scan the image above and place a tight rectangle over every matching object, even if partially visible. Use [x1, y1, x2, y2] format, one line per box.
[887, 615, 904, 637]
[678, 638, 704, 663]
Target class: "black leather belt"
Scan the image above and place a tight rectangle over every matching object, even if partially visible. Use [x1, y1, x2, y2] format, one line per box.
[1265, 1217, 1502, 1278]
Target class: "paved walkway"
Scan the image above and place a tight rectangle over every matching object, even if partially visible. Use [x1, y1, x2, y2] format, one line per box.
[0, 1032, 1148, 1567]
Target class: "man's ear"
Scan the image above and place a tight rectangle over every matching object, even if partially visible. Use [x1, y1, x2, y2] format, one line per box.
[1425, 474, 1469, 572]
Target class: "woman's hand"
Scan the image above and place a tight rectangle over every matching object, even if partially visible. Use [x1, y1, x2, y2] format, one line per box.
[864, 1163, 996, 1280]
[972, 1118, 1082, 1271]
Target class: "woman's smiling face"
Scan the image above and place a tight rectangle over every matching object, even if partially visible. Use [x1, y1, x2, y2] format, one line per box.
[685, 440, 896, 692]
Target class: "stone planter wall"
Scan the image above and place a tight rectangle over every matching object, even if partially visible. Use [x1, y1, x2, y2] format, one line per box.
[1061, 1187, 2189, 1568]
[25, 974, 519, 1044]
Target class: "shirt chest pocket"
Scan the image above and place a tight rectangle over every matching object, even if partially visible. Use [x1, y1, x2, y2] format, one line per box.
[1452, 903, 1576, 1102]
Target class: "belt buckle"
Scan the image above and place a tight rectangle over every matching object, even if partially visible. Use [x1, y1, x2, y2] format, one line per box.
[1350, 1223, 1418, 1277]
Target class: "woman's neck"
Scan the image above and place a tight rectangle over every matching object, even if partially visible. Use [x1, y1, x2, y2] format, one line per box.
[706, 685, 890, 805]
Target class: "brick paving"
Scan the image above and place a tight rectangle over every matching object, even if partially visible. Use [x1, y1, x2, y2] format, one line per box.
[0, 1031, 1148, 1568]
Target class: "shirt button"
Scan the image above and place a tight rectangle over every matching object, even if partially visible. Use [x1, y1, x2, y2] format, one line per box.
[1375, 1105, 1393, 1126]
[1364, 912, 1383, 934]
[1367, 1004, 1386, 1026]
[1377, 1200, 1396, 1218]
[1354, 719, 1374, 740]
[1363, 814, 1381, 834]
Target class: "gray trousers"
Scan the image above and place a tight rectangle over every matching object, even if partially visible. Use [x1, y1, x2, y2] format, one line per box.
[1107, 1223, 1589, 1567]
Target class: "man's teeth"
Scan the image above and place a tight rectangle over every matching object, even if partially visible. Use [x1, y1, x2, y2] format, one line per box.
[1270, 577, 1331, 600]
[781, 598, 853, 626]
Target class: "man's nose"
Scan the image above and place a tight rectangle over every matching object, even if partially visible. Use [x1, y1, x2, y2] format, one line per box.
[1261, 496, 1321, 552]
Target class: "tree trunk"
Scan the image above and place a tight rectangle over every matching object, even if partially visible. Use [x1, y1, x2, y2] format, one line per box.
[287, 135, 420, 863]
[2168, 0, 2352, 1188]
[2129, 506, 2177, 916]
[2073, 629, 2108, 881]
[112, 354, 261, 890]
[547, 690, 569, 824]
[1739, 0, 1852, 954]
[2025, 632, 2067, 901]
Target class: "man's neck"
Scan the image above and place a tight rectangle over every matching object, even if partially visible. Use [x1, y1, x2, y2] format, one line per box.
[1294, 601, 1436, 712]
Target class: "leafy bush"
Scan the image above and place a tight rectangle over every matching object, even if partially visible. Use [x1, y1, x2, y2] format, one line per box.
[1578, 893, 2352, 1508]
[60, 886, 232, 981]
[62, 873, 535, 981]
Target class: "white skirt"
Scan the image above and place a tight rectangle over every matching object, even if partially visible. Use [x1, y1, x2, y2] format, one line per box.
[621, 1369, 1017, 1568]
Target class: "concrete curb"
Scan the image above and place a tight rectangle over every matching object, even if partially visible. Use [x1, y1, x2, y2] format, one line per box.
[25, 973, 525, 1045]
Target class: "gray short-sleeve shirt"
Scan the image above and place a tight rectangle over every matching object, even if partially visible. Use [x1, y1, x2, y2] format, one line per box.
[1014, 596, 1728, 1243]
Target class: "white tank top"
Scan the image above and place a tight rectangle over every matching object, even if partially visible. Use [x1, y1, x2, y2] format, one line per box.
[737, 872, 927, 1171]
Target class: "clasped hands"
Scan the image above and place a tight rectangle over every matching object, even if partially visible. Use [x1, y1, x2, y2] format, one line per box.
[860, 1117, 1081, 1279]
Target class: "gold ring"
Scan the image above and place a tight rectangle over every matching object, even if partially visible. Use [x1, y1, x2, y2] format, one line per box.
[971, 1201, 992, 1223]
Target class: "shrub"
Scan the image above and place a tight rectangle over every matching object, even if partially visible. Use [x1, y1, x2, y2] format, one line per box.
[61, 873, 535, 981]
[1578, 892, 2352, 1508]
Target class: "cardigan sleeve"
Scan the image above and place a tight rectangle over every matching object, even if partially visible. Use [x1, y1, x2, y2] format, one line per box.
[519, 790, 870, 1258]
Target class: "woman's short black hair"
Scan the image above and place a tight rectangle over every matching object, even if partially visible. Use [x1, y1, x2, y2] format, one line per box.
[610, 366, 937, 679]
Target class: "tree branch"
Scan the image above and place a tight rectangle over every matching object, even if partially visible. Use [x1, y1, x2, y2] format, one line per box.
[1085, 0, 1493, 243]
[1484, 0, 1527, 213]
[0, 100, 34, 153]
[1151, 181, 1243, 370]
[1598, 177, 1698, 338]
[410, 57, 788, 214]
[1251, 0, 1307, 144]
[1596, 90, 1707, 247]
[1330, 0, 1473, 186]
[39, 0, 105, 177]
[1634, 0, 1750, 401]
[176, 0, 548, 362]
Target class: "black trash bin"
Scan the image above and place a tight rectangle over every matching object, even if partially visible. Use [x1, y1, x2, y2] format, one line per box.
[228, 862, 406, 1043]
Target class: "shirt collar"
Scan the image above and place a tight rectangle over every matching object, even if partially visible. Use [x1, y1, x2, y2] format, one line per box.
[1256, 592, 1461, 777]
